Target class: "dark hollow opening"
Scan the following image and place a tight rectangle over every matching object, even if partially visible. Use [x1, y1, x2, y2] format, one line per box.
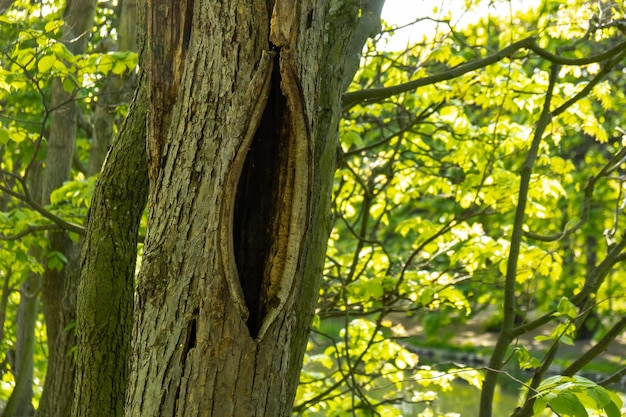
[232, 54, 290, 337]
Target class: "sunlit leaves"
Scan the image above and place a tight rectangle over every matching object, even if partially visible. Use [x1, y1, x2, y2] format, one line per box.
[533, 376, 623, 417]
[49, 175, 96, 209]
[516, 346, 541, 370]
[46, 250, 67, 272]
[296, 318, 476, 416]
[304, 0, 626, 414]
[1, 16, 137, 102]
[0, 2, 138, 407]
[556, 297, 578, 320]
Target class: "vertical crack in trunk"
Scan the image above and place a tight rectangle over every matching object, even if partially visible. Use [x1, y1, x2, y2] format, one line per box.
[219, 44, 312, 341]
[234, 51, 290, 338]
[180, 308, 198, 368]
[220, 47, 311, 340]
[173, 307, 198, 415]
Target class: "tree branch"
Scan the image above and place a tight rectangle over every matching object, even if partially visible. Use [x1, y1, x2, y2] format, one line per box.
[479, 63, 560, 417]
[0, 224, 65, 241]
[341, 0, 385, 92]
[562, 316, 626, 377]
[0, 181, 85, 236]
[524, 145, 626, 242]
[599, 366, 626, 387]
[342, 37, 626, 109]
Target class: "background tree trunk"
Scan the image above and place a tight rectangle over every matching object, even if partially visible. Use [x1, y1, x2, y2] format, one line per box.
[124, 0, 363, 415]
[89, 0, 138, 176]
[2, 276, 38, 417]
[37, 1, 96, 416]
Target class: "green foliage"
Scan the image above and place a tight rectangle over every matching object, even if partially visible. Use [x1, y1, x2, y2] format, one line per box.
[2, 0, 626, 415]
[297, 0, 626, 415]
[533, 376, 623, 417]
[0, 0, 137, 407]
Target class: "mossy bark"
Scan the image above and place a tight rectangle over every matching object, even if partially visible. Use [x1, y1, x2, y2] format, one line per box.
[72, 81, 148, 417]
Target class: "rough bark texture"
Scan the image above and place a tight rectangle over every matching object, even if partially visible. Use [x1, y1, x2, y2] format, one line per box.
[73, 80, 148, 417]
[73, 3, 145, 416]
[125, 1, 360, 416]
[37, 1, 97, 416]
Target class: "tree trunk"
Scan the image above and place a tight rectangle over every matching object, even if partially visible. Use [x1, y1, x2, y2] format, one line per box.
[89, 0, 138, 176]
[2, 276, 38, 417]
[73, 80, 148, 417]
[73, 2, 146, 415]
[124, 1, 360, 415]
[37, 1, 96, 416]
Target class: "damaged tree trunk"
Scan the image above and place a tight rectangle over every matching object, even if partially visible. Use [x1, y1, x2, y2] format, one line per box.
[124, 0, 363, 415]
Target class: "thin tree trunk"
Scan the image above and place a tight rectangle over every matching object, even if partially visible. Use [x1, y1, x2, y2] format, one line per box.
[37, 86, 82, 413]
[37, 1, 97, 416]
[73, 2, 145, 415]
[73, 78, 148, 417]
[89, 0, 137, 176]
[0, 268, 11, 348]
[2, 276, 38, 417]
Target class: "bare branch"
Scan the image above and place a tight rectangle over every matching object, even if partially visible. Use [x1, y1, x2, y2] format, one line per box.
[599, 366, 626, 387]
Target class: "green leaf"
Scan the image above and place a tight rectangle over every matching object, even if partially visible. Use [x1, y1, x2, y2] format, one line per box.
[556, 297, 578, 319]
[516, 346, 541, 370]
[62, 77, 76, 93]
[97, 54, 115, 74]
[342, 131, 363, 150]
[38, 55, 56, 73]
[604, 400, 622, 417]
[439, 105, 459, 122]
[560, 334, 574, 346]
[586, 385, 610, 408]
[0, 127, 9, 144]
[9, 130, 26, 143]
[607, 390, 623, 410]
[533, 395, 549, 416]
[550, 391, 588, 417]
[47, 251, 68, 272]
[111, 60, 128, 75]
[538, 375, 569, 391]
[44, 20, 63, 33]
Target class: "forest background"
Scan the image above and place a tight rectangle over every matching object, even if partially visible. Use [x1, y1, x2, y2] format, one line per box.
[1, 0, 626, 416]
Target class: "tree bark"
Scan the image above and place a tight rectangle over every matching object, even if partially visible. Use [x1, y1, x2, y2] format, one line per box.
[124, 1, 361, 416]
[37, 1, 97, 416]
[73, 80, 148, 417]
[73, 2, 145, 415]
